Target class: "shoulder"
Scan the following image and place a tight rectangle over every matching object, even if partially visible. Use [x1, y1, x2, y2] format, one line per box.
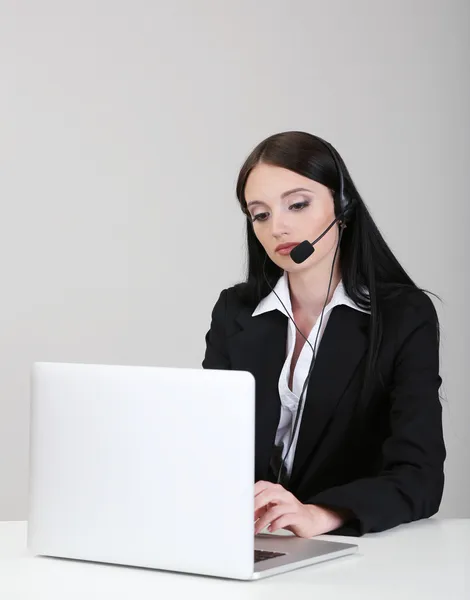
[379, 287, 440, 344]
[211, 281, 259, 313]
[381, 287, 438, 321]
[207, 281, 259, 333]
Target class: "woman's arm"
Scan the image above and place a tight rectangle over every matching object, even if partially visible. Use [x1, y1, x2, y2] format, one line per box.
[307, 294, 446, 535]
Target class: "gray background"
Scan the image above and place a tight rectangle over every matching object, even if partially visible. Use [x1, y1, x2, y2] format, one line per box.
[1, 0, 469, 521]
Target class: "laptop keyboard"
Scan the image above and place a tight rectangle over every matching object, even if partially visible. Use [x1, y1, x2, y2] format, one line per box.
[254, 549, 286, 563]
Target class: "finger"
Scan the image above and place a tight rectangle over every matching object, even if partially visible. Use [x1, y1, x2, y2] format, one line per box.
[254, 482, 282, 498]
[254, 486, 290, 513]
[254, 501, 282, 522]
[254, 480, 271, 496]
[268, 513, 299, 534]
[254, 503, 269, 522]
[255, 505, 293, 534]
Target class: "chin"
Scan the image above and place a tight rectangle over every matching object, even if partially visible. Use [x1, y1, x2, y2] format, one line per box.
[286, 256, 318, 271]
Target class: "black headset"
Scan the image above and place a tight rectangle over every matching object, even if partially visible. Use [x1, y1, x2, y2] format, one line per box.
[324, 138, 356, 222]
[289, 137, 355, 264]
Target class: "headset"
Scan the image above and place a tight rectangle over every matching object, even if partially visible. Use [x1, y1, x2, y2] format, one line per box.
[257, 136, 356, 485]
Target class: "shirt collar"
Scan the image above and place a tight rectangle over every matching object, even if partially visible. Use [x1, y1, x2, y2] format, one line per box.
[252, 271, 369, 318]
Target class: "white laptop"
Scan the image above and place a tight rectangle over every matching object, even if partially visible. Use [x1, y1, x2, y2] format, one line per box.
[27, 362, 358, 580]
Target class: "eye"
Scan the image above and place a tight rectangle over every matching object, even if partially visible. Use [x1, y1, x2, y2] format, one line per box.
[290, 201, 310, 211]
[251, 212, 269, 223]
[251, 200, 310, 223]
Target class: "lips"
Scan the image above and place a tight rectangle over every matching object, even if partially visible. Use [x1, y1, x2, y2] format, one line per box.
[275, 243, 298, 253]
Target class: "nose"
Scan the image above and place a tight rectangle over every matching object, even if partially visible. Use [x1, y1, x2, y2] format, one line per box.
[269, 209, 291, 239]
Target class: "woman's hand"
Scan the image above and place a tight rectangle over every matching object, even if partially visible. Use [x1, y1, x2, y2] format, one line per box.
[254, 481, 350, 538]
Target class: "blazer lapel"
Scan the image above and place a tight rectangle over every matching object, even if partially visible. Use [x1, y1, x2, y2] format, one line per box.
[230, 307, 287, 481]
[289, 305, 369, 487]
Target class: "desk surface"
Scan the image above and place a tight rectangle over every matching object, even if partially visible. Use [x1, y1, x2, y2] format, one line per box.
[0, 519, 468, 599]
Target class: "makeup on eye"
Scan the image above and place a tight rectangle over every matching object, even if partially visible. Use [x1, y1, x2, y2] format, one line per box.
[250, 199, 311, 223]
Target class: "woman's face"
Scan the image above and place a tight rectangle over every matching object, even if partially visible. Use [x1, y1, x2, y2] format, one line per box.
[244, 163, 339, 271]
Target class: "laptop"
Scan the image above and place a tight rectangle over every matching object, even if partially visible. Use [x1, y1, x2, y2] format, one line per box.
[27, 362, 358, 580]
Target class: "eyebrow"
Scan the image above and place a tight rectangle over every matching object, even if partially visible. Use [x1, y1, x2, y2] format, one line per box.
[246, 187, 314, 209]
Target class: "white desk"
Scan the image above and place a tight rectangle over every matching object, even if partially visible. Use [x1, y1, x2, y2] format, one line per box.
[0, 519, 468, 599]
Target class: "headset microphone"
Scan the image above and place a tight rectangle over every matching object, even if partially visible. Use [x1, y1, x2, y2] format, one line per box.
[290, 210, 347, 264]
[289, 138, 355, 265]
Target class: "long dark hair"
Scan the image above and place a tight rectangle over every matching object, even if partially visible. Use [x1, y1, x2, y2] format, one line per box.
[234, 131, 438, 400]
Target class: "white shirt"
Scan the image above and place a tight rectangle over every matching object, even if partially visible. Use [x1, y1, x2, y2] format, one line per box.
[252, 271, 369, 480]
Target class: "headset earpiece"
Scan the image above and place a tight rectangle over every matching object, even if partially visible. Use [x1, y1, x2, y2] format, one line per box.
[336, 193, 356, 223]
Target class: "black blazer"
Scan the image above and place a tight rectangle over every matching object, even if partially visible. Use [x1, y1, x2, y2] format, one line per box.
[202, 284, 446, 536]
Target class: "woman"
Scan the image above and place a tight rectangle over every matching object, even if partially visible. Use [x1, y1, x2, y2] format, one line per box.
[202, 131, 445, 538]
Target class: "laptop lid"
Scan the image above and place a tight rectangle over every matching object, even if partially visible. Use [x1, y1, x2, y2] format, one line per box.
[27, 362, 256, 579]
